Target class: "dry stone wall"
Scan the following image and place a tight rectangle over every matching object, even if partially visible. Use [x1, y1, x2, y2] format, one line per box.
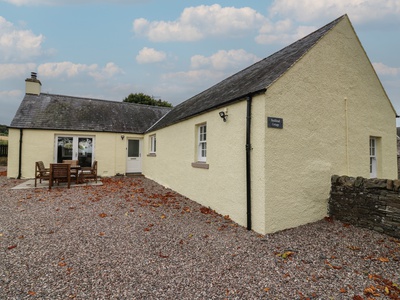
[329, 175, 400, 238]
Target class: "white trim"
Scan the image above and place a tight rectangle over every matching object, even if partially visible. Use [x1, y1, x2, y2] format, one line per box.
[197, 124, 207, 162]
[150, 134, 156, 153]
[370, 137, 377, 178]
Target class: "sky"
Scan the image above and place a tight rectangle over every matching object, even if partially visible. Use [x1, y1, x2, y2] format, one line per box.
[0, 0, 399, 126]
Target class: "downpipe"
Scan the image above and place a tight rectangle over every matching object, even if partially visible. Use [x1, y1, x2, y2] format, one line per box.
[246, 95, 252, 230]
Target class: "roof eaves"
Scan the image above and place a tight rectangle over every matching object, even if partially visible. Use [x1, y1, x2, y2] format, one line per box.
[150, 88, 267, 132]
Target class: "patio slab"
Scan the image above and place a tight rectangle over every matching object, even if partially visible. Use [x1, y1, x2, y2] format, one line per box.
[11, 178, 103, 190]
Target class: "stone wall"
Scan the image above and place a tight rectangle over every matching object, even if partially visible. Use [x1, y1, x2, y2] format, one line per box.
[329, 175, 400, 238]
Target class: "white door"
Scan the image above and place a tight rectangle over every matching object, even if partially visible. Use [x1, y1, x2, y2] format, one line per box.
[126, 139, 142, 173]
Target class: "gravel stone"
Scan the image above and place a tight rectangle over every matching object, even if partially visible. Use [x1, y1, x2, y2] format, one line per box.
[0, 176, 399, 299]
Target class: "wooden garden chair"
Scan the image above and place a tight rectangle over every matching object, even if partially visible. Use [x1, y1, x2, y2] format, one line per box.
[80, 160, 98, 183]
[49, 163, 71, 189]
[35, 161, 50, 187]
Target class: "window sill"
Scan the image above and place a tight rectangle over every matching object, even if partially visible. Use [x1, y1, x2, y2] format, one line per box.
[191, 162, 209, 169]
[147, 153, 156, 157]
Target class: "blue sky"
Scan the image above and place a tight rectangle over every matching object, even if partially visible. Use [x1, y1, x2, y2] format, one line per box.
[1, 0, 399, 126]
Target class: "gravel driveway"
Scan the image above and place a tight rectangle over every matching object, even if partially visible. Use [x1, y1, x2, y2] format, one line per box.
[1, 176, 399, 299]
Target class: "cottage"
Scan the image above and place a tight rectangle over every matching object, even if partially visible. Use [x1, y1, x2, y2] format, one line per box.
[8, 15, 397, 234]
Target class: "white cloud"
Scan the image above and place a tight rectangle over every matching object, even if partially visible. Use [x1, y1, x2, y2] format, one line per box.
[136, 47, 167, 64]
[269, 0, 400, 24]
[37, 61, 123, 81]
[373, 62, 400, 76]
[133, 4, 267, 42]
[0, 89, 23, 98]
[38, 62, 97, 78]
[89, 62, 124, 81]
[0, 16, 45, 62]
[162, 69, 225, 85]
[0, 63, 37, 80]
[191, 49, 260, 71]
[256, 20, 316, 45]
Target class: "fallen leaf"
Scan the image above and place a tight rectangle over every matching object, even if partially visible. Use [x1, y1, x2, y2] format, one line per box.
[263, 287, 270, 292]
[159, 250, 169, 258]
[364, 286, 380, 297]
[200, 207, 213, 214]
[160, 214, 166, 219]
[99, 213, 107, 218]
[353, 296, 363, 300]
[7, 245, 17, 250]
[347, 245, 361, 251]
[385, 286, 390, 295]
[58, 261, 67, 267]
[224, 215, 230, 220]
[340, 288, 347, 293]
[28, 291, 36, 296]
[378, 257, 389, 262]
[282, 251, 294, 259]
[99, 232, 105, 236]
[325, 260, 342, 270]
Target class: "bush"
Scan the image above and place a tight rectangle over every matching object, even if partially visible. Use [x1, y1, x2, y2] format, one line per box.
[0, 157, 7, 166]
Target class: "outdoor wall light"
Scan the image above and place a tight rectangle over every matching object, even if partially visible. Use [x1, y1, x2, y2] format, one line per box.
[219, 111, 228, 122]
[121, 135, 125, 140]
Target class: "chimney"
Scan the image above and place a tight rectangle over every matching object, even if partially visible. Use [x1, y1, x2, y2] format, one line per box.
[25, 72, 42, 95]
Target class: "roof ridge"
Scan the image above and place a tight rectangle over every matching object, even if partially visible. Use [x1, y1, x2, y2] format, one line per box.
[40, 93, 172, 110]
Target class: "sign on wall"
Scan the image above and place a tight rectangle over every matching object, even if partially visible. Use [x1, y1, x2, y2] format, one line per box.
[267, 117, 283, 129]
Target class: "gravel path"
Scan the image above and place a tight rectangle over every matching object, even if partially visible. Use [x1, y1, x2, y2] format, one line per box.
[0, 176, 399, 299]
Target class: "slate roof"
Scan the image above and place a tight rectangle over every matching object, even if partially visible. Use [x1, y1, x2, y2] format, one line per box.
[10, 93, 171, 134]
[149, 15, 346, 132]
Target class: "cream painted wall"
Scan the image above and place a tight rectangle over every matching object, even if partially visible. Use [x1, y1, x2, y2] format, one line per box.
[144, 98, 267, 233]
[7, 128, 141, 178]
[262, 16, 397, 233]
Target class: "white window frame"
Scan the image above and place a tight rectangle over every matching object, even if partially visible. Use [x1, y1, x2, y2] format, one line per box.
[370, 137, 377, 178]
[197, 124, 207, 162]
[54, 135, 95, 167]
[150, 134, 156, 154]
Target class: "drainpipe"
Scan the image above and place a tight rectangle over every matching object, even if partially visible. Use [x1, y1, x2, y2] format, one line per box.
[246, 95, 253, 230]
[18, 129, 23, 179]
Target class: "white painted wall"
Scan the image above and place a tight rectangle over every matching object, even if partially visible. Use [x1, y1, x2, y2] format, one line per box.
[7, 129, 142, 178]
[262, 16, 397, 233]
[143, 98, 267, 233]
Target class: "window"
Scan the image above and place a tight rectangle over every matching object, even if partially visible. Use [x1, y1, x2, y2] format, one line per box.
[55, 135, 94, 167]
[150, 135, 156, 154]
[370, 137, 377, 178]
[198, 124, 207, 162]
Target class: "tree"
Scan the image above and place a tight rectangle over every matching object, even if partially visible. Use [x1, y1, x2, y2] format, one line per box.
[0, 125, 8, 136]
[123, 93, 173, 107]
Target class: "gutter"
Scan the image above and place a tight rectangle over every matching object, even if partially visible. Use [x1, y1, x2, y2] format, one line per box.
[246, 95, 253, 230]
[18, 129, 23, 179]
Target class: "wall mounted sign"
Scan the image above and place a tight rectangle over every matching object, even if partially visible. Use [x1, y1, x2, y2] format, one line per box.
[267, 117, 283, 129]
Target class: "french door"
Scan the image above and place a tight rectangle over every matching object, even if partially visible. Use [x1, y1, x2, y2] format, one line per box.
[55, 136, 94, 167]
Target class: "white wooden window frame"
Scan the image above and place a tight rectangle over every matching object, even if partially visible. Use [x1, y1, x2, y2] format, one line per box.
[370, 137, 377, 178]
[150, 134, 156, 154]
[54, 135, 95, 166]
[198, 124, 207, 162]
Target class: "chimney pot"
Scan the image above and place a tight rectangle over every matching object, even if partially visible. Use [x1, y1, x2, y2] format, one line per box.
[25, 72, 41, 95]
